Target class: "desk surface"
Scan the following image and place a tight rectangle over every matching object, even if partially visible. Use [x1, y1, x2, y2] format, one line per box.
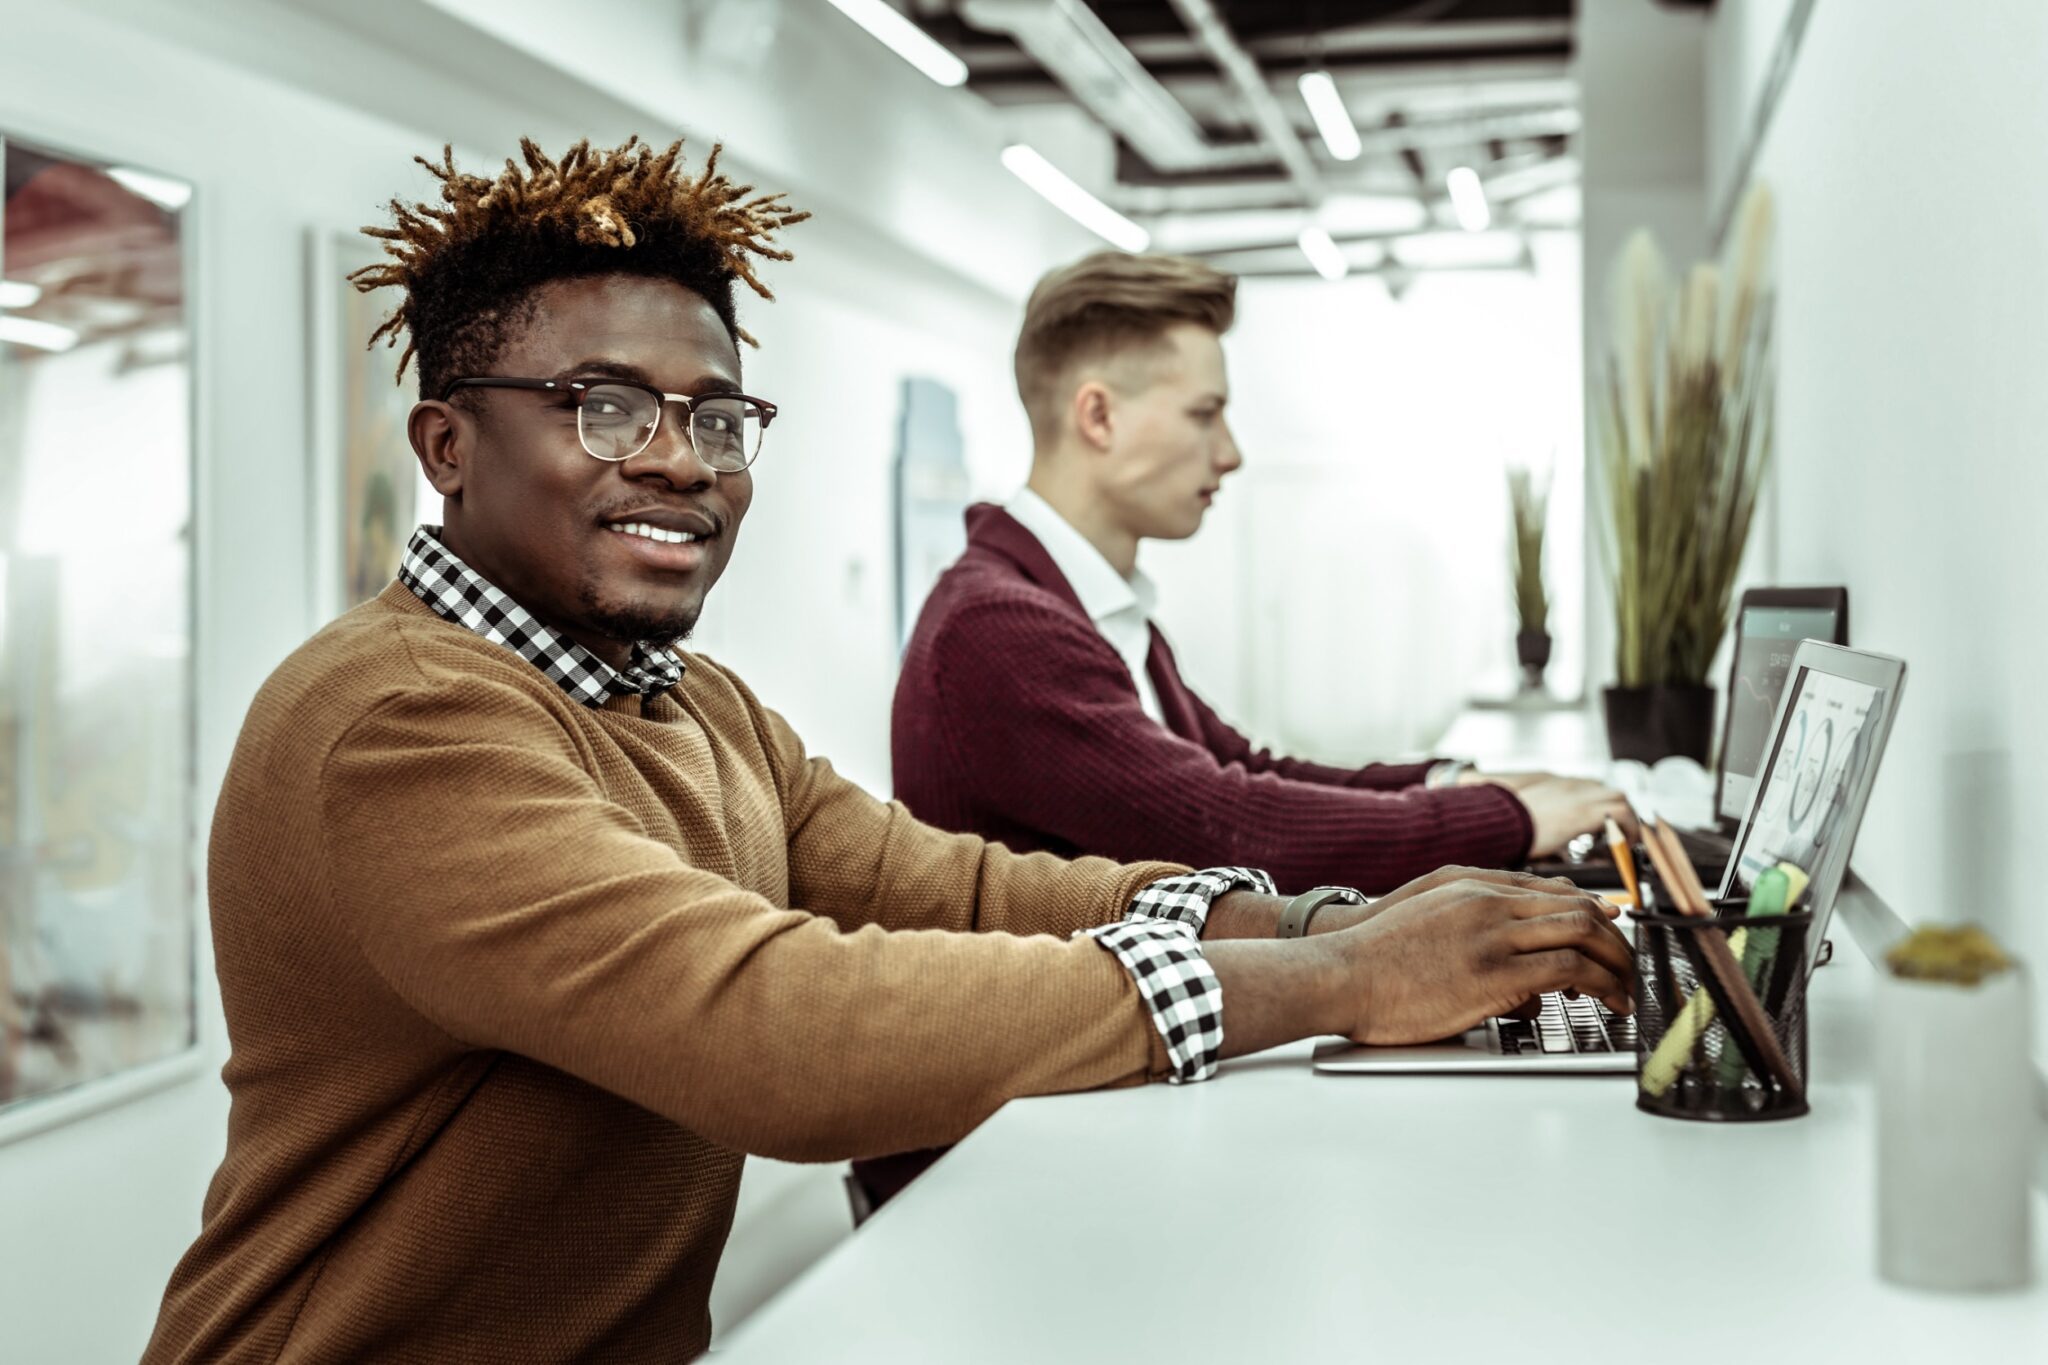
[720, 946, 2047, 1362]
[722, 706, 2046, 1363]
[1437, 702, 1611, 777]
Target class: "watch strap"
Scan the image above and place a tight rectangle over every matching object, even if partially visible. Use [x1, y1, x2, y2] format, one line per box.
[1278, 886, 1366, 939]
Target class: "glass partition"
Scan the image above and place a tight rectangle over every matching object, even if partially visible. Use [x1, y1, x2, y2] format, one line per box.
[1, 135, 196, 1136]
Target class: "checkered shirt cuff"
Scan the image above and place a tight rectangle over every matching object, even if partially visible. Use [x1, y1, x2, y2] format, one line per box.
[1120, 866, 1277, 934]
[1082, 920, 1224, 1084]
[1076, 867, 1275, 1084]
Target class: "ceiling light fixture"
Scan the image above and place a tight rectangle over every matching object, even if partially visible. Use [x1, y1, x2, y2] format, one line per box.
[1001, 144, 1150, 252]
[0, 280, 42, 308]
[0, 316, 82, 352]
[822, 0, 968, 87]
[1296, 225, 1349, 281]
[1446, 166, 1491, 232]
[1297, 71, 1361, 162]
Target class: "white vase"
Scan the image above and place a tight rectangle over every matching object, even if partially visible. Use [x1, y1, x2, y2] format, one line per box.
[1874, 968, 2034, 1291]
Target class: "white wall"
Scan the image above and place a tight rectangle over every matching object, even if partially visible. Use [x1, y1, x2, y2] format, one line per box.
[0, 1, 1071, 1358]
[1575, 0, 1709, 693]
[1147, 239, 1585, 763]
[1702, 0, 2048, 1064]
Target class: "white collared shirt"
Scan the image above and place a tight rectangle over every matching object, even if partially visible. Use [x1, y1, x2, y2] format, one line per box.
[1004, 487, 1165, 724]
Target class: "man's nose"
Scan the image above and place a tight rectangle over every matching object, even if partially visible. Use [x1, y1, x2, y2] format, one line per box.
[1217, 422, 1244, 474]
[625, 404, 719, 488]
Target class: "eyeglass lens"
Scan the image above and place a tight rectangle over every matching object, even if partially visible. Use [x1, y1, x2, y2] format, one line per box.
[577, 383, 763, 470]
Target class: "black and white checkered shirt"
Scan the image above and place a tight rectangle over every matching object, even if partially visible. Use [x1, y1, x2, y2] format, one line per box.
[399, 525, 685, 706]
[400, 524, 1271, 1085]
[1083, 866, 1278, 1084]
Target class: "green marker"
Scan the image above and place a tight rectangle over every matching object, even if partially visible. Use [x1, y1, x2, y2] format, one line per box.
[1715, 863, 1802, 1090]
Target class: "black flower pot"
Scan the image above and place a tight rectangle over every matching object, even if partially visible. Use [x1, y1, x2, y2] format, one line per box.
[1603, 684, 1715, 764]
[1515, 631, 1553, 690]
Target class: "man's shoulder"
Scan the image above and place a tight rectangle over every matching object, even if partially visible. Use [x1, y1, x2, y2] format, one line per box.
[921, 544, 1087, 634]
[901, 550, 1125, 703]
[248, 591, 575, 754]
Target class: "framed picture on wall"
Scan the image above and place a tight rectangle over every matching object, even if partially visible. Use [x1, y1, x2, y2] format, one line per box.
[1, 133, 201, 1143]
[306, 229, 439, 621]
[892, 376, 969, 651]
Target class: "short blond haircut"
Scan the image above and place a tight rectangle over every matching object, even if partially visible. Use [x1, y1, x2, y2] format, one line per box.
[1014, 251, 1236, 446]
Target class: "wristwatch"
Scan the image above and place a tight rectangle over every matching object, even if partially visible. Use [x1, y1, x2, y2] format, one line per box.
[1277, 886, 1366, 939]
[1426, 759, 1474, 788]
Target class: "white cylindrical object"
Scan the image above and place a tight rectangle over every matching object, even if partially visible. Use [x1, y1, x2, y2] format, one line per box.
[1875, 967, 2034, 1291]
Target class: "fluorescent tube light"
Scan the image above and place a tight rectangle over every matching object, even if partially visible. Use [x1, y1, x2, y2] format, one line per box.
[1297, 71, 1361, 162]
[1296, 225, 1348, 281]
[1001, 144, 1150, 252]
[823, 0, 968, 87]
[1446, 166, 1491, 232]
[107, 166, 192, 211]
[0, 280, 42, 308]
[0, 316, 81, 352]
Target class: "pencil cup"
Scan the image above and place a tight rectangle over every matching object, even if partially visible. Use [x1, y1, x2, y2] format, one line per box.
[1629, 902, 1814, 1122]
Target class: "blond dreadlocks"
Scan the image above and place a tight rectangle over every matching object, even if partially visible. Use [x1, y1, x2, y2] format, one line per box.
[351, 136, 810, 398]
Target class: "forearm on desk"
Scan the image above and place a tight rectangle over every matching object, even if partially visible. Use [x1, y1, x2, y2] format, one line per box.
[1206, 937, 1349, 1058]
[1200, 889, 1289, 939]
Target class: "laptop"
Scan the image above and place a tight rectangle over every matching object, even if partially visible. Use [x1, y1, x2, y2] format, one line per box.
[1314, 640, 1905, 1075]
[1531, 586, 1850, 889]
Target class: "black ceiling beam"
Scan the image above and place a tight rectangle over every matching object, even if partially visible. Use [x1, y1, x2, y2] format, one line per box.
[961, 40, 1572, 91]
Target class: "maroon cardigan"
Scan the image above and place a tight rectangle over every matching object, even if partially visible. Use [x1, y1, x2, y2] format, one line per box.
[891, 504, 1534, 894]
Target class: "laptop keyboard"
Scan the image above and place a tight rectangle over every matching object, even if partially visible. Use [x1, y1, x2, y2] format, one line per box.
[1488, 992, 1638, 1055]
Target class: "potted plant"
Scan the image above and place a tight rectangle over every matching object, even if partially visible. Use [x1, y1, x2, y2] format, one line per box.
[1508, 465, 1551, 691]
[1595, 182, 1775, 763]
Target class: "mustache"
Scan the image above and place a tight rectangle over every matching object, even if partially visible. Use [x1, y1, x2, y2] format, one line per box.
[590, 500, 726, 533]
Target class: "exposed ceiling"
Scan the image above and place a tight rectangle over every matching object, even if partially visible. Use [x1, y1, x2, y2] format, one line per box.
[901, 0, 1580, 281]
[3, 147, 187, 366]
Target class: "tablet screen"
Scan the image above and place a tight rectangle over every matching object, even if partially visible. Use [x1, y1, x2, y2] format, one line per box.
[1728, 664, 1888, 961]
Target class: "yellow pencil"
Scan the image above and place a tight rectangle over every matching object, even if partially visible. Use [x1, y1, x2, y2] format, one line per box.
[1605, 816, 1642, 911]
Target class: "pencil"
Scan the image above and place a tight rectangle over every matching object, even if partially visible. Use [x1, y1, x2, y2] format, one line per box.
[1637, 817, 1710, 917]
[1605, 816, 1642, 911]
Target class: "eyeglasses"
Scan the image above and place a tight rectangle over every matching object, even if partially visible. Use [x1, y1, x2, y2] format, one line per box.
[442, 376, 778, 472]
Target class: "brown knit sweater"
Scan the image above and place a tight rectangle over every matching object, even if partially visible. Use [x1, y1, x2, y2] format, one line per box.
[144, 582, 1181, 1364]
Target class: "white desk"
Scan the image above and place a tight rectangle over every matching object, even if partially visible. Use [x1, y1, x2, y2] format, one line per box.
[1437, 702, 1612, 778]
[719, 710, 2048, 1363]
[719, 944, 2046, 1363]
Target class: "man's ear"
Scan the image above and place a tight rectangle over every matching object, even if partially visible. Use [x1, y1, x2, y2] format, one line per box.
[410, 400, 466, 497]
[1070, 379, 1115, 454]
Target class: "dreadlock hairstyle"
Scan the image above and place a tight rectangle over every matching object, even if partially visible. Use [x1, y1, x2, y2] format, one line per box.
[351, 136, 811, 401]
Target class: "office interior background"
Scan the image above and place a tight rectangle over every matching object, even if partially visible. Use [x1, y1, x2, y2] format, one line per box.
[1, 0, 2043, 1357]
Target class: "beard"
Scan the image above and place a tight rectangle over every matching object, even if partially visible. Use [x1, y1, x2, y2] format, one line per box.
[578, 587, 700, 648]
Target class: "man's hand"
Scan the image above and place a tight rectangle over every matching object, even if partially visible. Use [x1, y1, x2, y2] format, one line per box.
[1517, 777, 1637, 858]
[1318, 871, 1634, 1045]
[1455, 768, 1552, 793]
[1302, 863, 1620, 938]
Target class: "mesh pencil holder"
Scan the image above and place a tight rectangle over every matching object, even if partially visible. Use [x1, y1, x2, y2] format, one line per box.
[1629, 899, 1815, 1122]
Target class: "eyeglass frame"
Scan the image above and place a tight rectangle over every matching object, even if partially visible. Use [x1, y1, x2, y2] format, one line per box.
[441, 375, 779, 472]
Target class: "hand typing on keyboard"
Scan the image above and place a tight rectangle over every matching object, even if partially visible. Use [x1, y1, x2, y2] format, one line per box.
[1310, 866, 1636, 1047]
[1518, 778, 1638, 859]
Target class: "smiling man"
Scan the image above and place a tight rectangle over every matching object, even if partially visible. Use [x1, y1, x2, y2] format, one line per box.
[142, 141, 1634, 1364]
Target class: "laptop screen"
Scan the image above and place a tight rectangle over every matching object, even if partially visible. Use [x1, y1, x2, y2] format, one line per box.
[1717, 605, 1844, 823]
[1722, 644, 1904, 975]
[1729, 664, 1885, 895]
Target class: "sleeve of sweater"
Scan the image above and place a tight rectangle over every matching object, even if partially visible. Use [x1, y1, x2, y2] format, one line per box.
[315, 672, 1173, 1164]
[1169, 653, 1440, 792]
[928, 598, 1534, 894]
[718, 668, 1190, 940]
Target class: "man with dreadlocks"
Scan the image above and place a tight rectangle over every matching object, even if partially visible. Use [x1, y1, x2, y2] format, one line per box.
[143, 138, 1632, 1363]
